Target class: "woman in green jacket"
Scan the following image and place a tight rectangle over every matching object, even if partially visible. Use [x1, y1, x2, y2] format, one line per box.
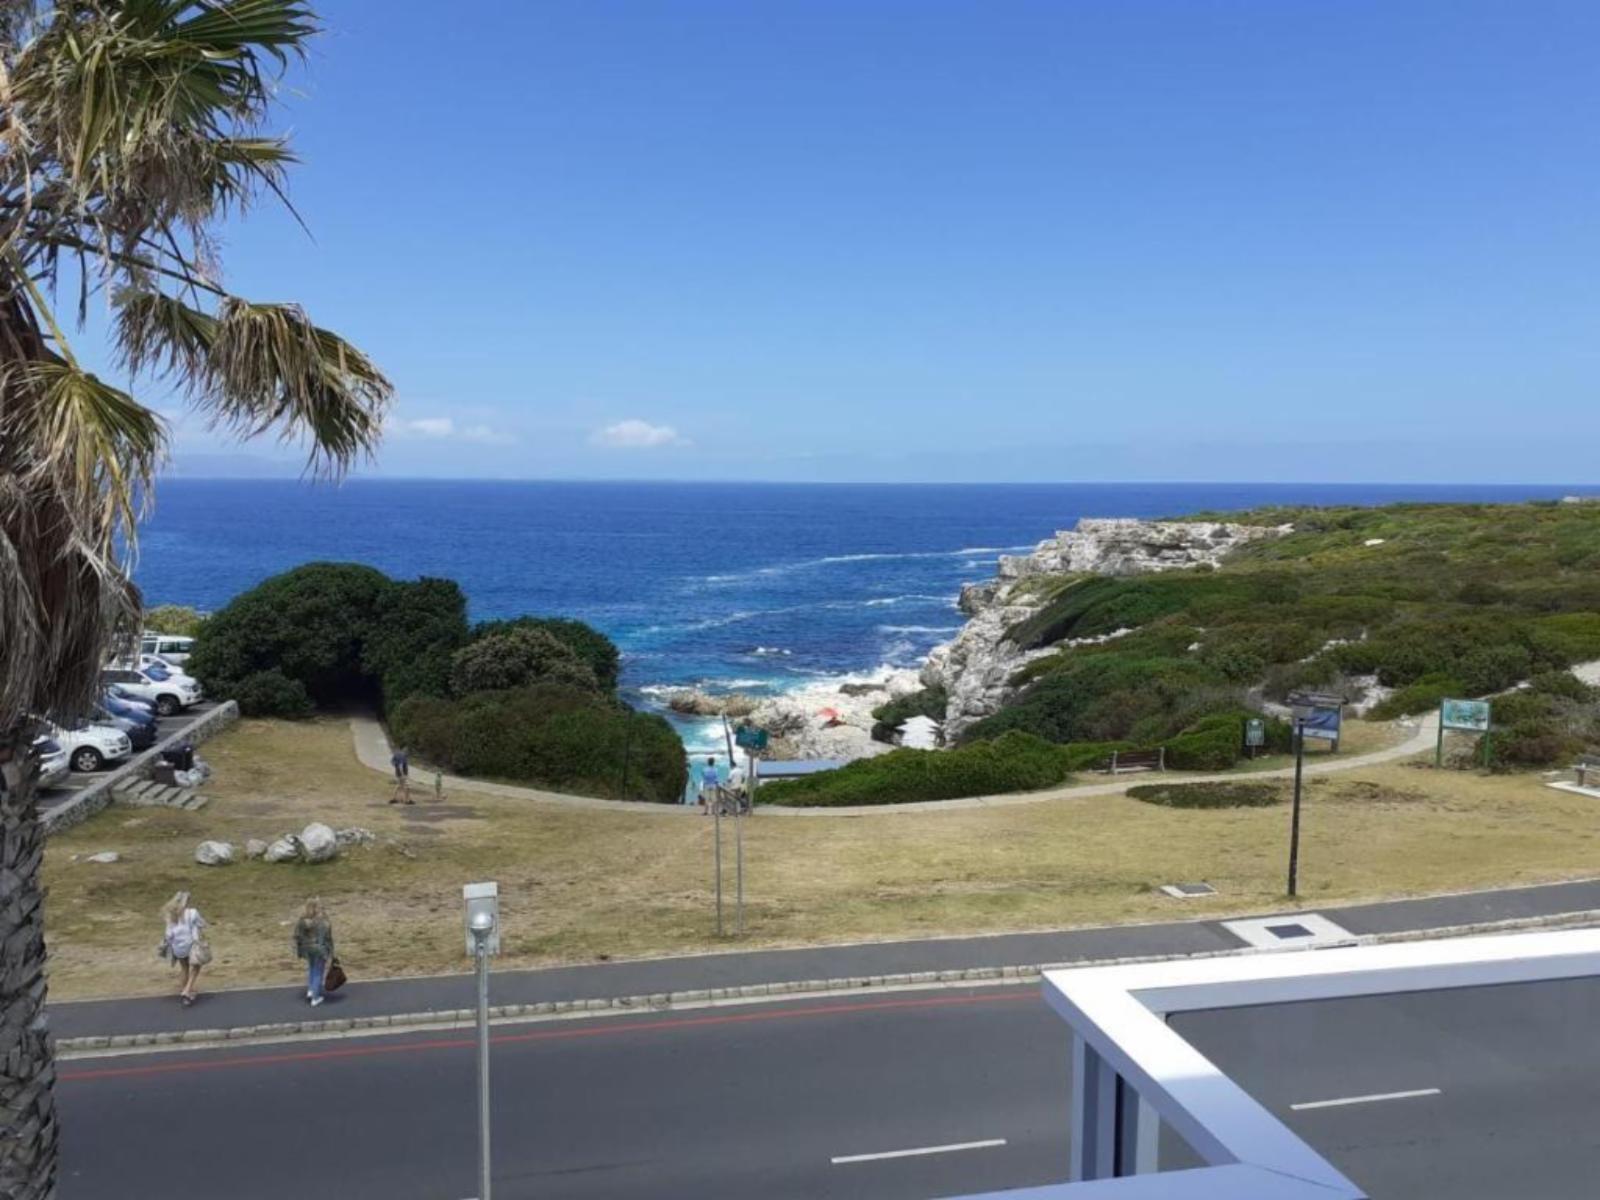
[294, 898, 335, 1006]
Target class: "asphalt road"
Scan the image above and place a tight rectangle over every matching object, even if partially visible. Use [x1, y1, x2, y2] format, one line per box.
[57, 978, 1600, 1200]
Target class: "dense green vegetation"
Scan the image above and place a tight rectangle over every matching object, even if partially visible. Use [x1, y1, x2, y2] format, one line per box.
[1127, 781, 1283, 809]
[143, 604, 207, 637]
[964, 503, 1600, 770]
[758, 731, 1074, 807]
[392, 685, 686, 804]
[187, 563, 684, 802]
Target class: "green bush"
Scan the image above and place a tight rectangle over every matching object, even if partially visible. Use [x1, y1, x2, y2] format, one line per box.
[759, 731, 1073, 807]
[449, 628, 597, 695]
[363, 577, 470, 707]
[1530, 671, 1597, 703]
[143, 604, 206, 636]
[1484, 722, 1577, 771]
[391, 684, 686, 803]
[1127, 781, 1283, 809]
[231, 670, 314, 718]
[1164, 714, 1245, 771]
[1367, 674, 1464, 720]
[472, 617, 621, 691]
[870, 686, 947, 743]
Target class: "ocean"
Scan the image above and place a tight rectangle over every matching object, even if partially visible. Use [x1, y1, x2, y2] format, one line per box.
[134, 480, 1578, 748]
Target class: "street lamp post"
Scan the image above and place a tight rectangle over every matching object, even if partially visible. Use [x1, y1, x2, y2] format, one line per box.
[463, 883, 500, 1200]
[1287, 718, 1306, 899]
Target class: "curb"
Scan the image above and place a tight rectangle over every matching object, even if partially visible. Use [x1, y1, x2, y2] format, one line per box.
[56, 907, 1600, 1059]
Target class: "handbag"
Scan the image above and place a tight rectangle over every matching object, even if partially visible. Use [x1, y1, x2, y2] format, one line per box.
[188, 937, 213, 968]
[323, 957, 347, 993]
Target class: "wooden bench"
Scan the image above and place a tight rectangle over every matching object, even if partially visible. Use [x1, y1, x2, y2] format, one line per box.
[1103, 748, 1165, 775]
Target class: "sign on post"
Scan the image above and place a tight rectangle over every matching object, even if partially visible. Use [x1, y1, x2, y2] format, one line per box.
[734, 724, 769, 752]
[1441, 698, 1491, 732]
[1437, 698, 1493, 768]
[1245, 719, 1265, 748]
[1297, 707, 1342, 744]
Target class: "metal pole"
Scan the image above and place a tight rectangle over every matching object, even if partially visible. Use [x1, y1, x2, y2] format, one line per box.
[619, 715, 633, 801]
[735, 758, 746, 935]
[714, 789, 724, 936]
[475, 938, 492, 1200]
[1435, 702, 1445, 768]
[1287, 719, 1305, 899]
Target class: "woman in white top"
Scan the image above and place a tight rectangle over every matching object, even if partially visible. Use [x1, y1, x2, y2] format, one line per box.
[161, 891, 207, 1006]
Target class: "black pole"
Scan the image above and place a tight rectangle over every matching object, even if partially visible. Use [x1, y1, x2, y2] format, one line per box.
[619, 712, 633, 801]
[1287, 718, 1305, 898]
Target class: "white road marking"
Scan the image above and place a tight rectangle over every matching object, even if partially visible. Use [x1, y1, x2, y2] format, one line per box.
[831, 1138, 1008, 1165]
[1291, 1087, 1441, 1111]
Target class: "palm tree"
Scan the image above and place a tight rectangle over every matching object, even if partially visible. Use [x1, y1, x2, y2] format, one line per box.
[0, 5, 389, 1193]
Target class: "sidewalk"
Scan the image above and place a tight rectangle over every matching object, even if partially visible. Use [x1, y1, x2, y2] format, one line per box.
[350, 712, 1442, 816]
[50, 876, 1600, 1046]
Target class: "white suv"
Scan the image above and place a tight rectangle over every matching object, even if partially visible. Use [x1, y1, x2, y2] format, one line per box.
[48, 720, 133, 773]
[139, 633, 195, 665]
[101, 665, 201, 716]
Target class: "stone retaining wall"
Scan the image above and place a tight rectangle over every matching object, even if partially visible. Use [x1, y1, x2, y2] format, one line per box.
[42, 701, 239, 835]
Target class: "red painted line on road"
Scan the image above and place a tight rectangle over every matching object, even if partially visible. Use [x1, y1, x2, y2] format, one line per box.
[60, 989, 1036, 1083]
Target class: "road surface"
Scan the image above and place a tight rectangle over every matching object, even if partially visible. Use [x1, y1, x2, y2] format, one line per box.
[59, 978, 1600, 1200]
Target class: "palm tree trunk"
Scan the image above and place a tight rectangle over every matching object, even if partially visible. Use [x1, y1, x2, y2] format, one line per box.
[0, 729, 58, 1200]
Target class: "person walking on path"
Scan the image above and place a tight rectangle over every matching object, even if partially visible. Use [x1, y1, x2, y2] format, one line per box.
[698, 755, 723, 812]
[161, 891, 208, 1007]
[293, 898, 336, 1007]
[389, 745, 413, 805]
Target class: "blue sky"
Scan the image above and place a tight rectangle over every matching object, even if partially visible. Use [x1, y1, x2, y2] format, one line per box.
[136, 1, 1600, 482]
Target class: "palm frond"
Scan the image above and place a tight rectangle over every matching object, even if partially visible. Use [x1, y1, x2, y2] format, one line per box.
[116, 287, 392, 474]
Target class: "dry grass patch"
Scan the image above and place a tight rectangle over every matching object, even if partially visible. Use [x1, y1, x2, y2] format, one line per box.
[43, 717, 1600, 999]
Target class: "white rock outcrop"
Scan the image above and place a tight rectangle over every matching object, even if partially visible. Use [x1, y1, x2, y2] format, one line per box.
[194, 840, 235, 866]
[923, 517, 1290, 737]
[748, 667, 920, 761]
[263, 835, 301, 863]
[298, 822, 339, 864]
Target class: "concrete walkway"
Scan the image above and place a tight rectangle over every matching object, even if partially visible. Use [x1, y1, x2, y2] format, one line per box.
[351, 711, 1442, 816]
[50, 876, 1600, 1046]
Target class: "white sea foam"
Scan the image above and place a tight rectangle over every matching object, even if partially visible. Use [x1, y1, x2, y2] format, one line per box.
[877, 624, 962, 634]
[696, 545, 1035, 585]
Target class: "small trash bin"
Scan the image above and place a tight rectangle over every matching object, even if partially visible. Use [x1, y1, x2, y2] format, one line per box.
[161, 743, 195, 772]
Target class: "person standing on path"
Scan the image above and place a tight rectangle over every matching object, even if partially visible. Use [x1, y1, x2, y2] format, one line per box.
[389, 745, 413, 805]
[698, 755, 723, 812]
[160, 891, 207, 1007]
[294, 898, 335, 1007]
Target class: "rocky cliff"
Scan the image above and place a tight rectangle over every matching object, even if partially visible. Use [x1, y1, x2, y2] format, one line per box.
[921, 518, 1290, 737]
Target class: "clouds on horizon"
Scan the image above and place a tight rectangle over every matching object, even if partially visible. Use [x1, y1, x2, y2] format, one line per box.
[590, 419, 689, 449]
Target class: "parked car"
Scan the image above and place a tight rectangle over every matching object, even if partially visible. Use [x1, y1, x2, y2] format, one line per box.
[139, 633, 195, 665]
[134, 655, 202, 688]
[47, 720, 133, 773]
[32, 737, 69, 790]
[100, 666, 200, 716]
[92, 702, 158, 751]
[105, 684, 159, 719]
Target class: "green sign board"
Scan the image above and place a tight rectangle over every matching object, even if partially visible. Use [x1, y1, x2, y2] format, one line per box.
[1440, 698, 1491, 733]
[734, 725, 769, 752]
[1245, 719, 1265, 748]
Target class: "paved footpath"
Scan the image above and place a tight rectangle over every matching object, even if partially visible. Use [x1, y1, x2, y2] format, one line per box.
[50, 877, 1600, 1044]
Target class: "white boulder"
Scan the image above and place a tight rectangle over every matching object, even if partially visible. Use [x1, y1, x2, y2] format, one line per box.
[335, 827, 375, 848]
[245, 838, 269, 860]
[194, 841, 235, 866]
[263, 835, 302, 863]
[298, 822, 339, 864]
[85, 851, 120, 865]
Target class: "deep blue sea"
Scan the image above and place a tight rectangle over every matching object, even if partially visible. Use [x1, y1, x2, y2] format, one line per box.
[135, 480, 1580, 740]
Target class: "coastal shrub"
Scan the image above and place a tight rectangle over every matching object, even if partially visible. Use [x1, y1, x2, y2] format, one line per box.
[391, 684, 686, 803]
[870, 686, 947, 743]
[1127, 782, 1283, 809]
[758, 731, 1072, 807]
[187, 563, 393, 707]
[1484, 723, 1576, 771]
[449, 628, 598, 695]
[143, 604, 206, 637]
[472, 617, 621, 691]
[231, 670, 314, 719]
[1530, 671, 1597, 703]
[1367, 674, 1464, 720]
[363, 577, 471, 707]
[1164, 714, 1246, 771]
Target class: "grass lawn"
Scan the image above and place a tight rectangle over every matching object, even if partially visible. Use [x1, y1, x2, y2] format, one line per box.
[43, 716, 1599, 1000]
